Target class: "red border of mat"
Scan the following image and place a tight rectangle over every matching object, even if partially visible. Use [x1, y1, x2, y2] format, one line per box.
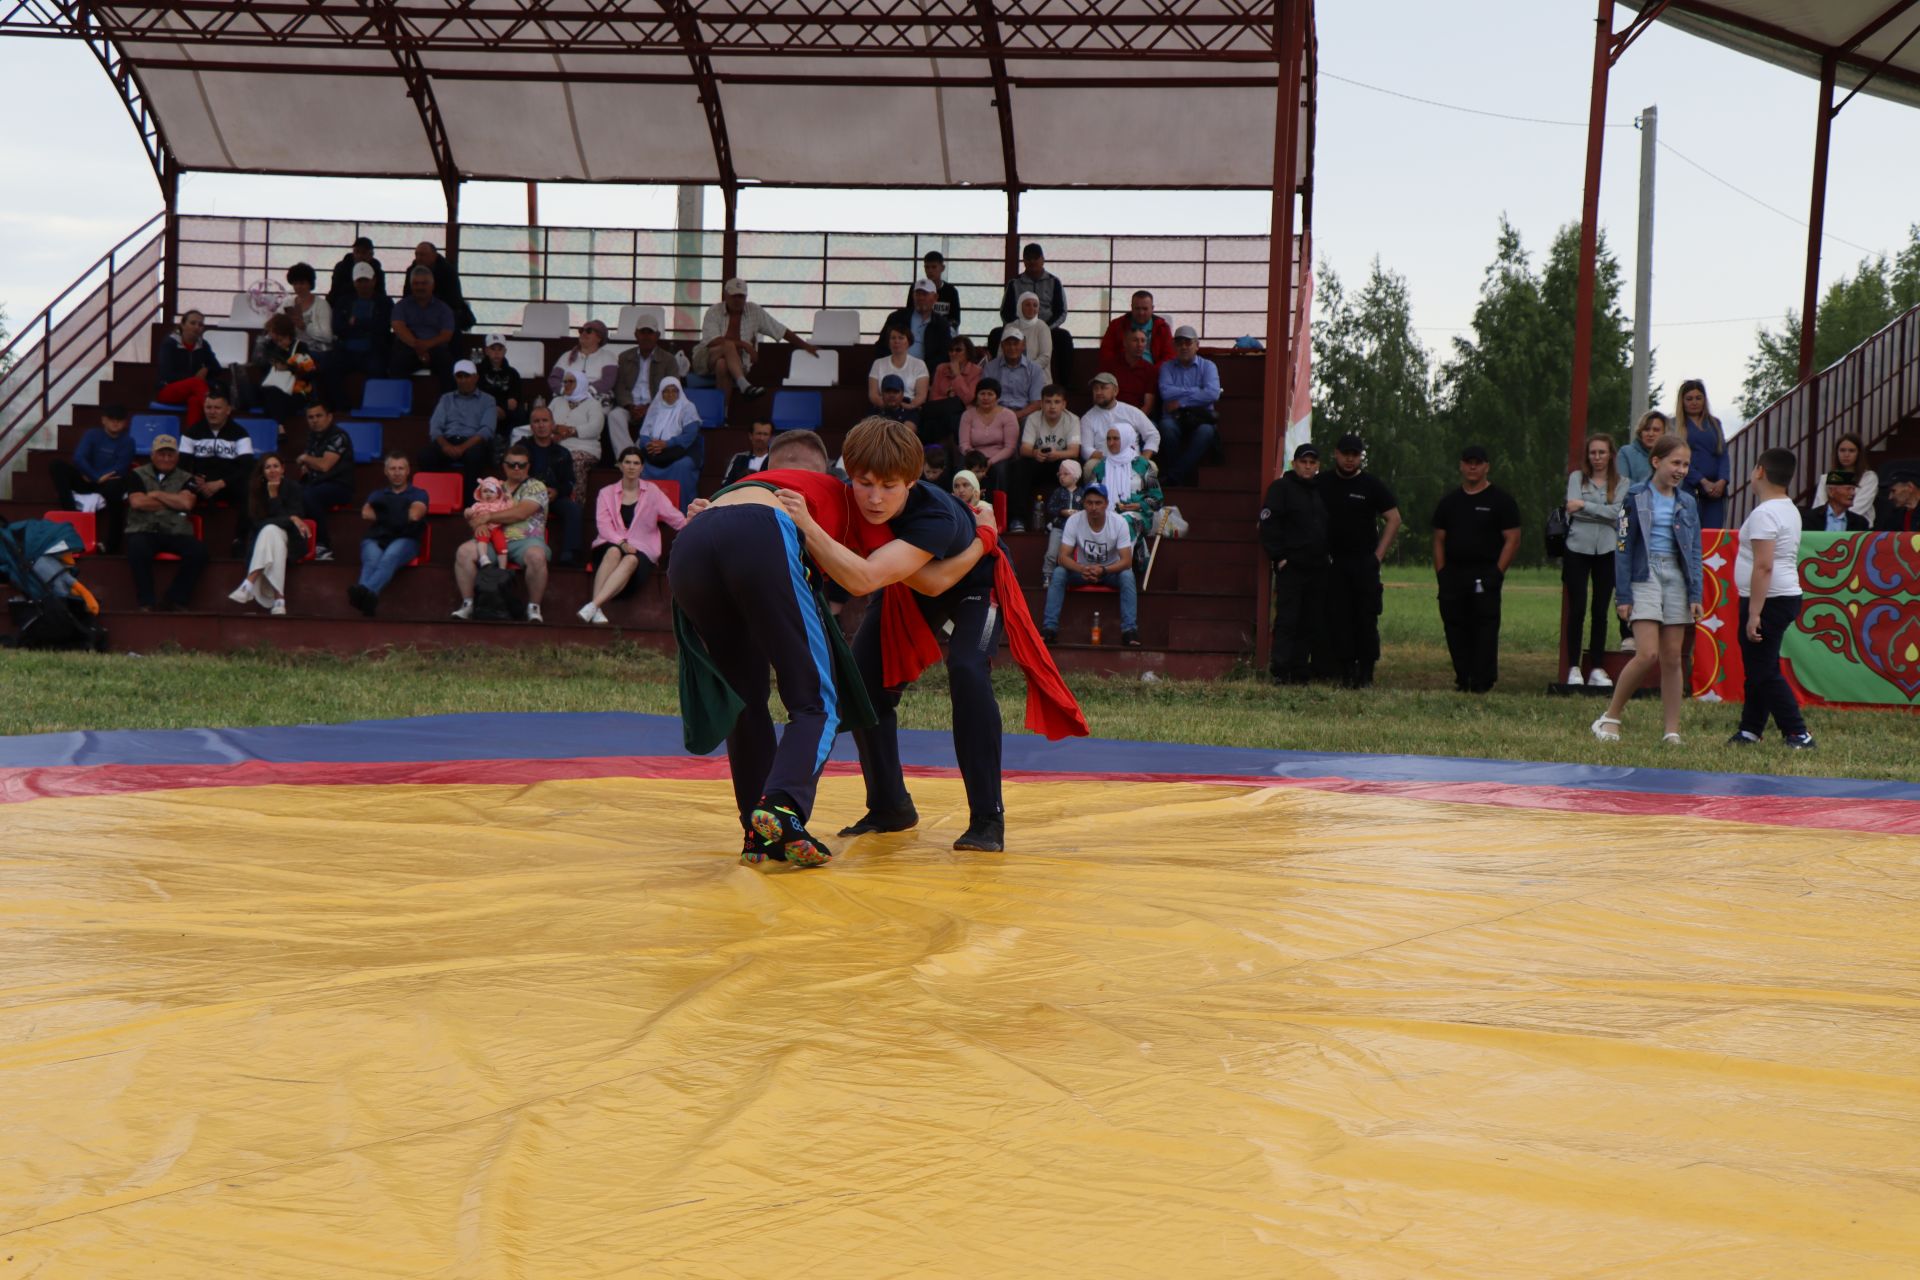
[9, 754, 1920, 835]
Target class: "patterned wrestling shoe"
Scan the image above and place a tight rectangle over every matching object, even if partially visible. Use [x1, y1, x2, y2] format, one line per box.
[748, 800, 834, 868]
[740, 826, 787, 866]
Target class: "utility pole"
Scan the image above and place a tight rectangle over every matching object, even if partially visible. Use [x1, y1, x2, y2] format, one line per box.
[1631, 105, 1656, 421]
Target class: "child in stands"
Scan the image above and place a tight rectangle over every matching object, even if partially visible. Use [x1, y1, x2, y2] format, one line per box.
[467, 476, 513, 558]
[1042, 458, 1083, 588]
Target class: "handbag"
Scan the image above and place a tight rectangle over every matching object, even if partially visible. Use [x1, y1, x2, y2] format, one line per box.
[1545, 504, 1570, 559]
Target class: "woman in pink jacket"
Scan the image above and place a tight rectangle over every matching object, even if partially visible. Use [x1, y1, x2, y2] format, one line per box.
[580, 446, 687, 624]
[959, 376, 1020, 499]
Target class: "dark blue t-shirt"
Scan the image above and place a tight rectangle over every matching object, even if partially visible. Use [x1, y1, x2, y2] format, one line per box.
[890, 480, 990, 593]
[365, 485, 429, 546]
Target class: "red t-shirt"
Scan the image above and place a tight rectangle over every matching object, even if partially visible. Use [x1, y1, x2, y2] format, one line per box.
[740, 467, 859, 549]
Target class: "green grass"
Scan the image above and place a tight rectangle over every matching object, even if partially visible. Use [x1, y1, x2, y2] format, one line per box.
[3, 566, 1917, 782]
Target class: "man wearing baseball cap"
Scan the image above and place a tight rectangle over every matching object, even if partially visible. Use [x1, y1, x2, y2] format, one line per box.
[1874, 466, 1920, 532]
[419, 359, 497, 499]
[334, 260, 394, 375]
[123, 433, 209, 612]
[997, 243, 1074, 382]
[909, 250, 962, 330]
[1079, 370, 1159, 462]
[1258, 442, 1330, 683]
[327, 235, 384, 312]
[692, 276, 818, 399]
[877, 276, 952, 364]
[1800, 469, 1870, 533]
[475, 335, 528, 434]
[1317, 432, 1402, 687]
[1431, 443, 1522, 693]
[1155, 324, 1222, 487]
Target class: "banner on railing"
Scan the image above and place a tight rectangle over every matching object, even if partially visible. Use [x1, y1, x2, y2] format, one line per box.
[1693, 529, 1920, 708]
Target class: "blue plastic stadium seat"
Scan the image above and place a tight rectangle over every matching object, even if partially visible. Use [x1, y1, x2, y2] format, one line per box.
[351, 378, 413, 418]
[339, 420, 384, 462]
[235, 417, 279, 455]
[130, 414, 181, 454]
[770, 390, 822, 434]
[687, 388, 726, 430]
[145, 401, 184, 416]
[683, 373, 718, 390]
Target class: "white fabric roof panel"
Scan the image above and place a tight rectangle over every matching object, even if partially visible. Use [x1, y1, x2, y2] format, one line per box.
[139, 69, 440, 175]
[1623, 2, 1920, 111]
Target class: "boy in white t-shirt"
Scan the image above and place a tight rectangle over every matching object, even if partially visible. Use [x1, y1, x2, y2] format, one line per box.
[1729, 447, 1814, 749]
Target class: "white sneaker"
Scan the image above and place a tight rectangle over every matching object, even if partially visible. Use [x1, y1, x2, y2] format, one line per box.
[1620, 634, 1637, 652]
[526, 604, 544, 624]
[270, 599, 286, 617]
[1565, 666, 1585, 686]
[577, 601, 597, 623]
[1662, 732, 1683, 746]
[1586, 667, 1613, 688]
[451, 600, 473, 620]
[1590, 716, 1621, 742]
[591, 605, 610, 625]
[228, 582, 254, 605]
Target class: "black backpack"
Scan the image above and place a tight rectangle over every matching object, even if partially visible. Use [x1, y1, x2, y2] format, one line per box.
[471, 558, 525, 622]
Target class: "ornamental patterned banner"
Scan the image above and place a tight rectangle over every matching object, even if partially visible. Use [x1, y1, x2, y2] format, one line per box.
[1694, 530, 1920, 709]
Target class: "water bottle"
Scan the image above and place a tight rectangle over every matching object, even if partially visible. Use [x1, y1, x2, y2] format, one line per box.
[1090, 610, 1103, 646]
[1032, 496, 1045, 528]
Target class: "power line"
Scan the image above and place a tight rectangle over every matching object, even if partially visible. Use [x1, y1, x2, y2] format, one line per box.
[1654, 139, 1879, 255]
[1319, 70, 1634, 129]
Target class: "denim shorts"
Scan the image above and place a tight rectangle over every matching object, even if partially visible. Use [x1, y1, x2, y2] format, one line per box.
[1629, 554, 1690, 624]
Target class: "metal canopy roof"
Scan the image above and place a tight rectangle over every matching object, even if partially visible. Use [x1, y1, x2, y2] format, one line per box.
[2, 0, 1316, 194]
[1624, 1, 1920, 109]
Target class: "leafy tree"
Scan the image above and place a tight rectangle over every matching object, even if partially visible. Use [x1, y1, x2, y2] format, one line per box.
[0, 304, 10, 377]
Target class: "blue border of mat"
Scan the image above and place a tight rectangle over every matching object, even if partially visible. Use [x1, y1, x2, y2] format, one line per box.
[4, 711, 1918, 803]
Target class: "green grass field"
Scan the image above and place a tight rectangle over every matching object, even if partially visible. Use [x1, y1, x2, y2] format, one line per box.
[4, 567, 1917, 781]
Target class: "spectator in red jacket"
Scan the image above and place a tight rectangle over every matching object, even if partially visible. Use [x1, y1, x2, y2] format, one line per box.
[1098, 290, 1174, 366]
[1101, 327, 1160, 415]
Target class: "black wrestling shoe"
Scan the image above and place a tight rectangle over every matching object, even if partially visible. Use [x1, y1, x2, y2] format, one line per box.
[952, 817, 1004, 852]
[837, 805, 919, 837]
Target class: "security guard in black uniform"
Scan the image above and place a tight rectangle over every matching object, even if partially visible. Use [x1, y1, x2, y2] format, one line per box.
[1259, 442, 1331, 684]
[1316, 432, 1401, 688]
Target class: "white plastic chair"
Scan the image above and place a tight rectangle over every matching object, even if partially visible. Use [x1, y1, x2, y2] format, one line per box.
[785, 349, 840, 387]
[616, 304, 666, 338]
[203, 328, 250, 368]
[519, 301, 574, 339]
[811, 308, 861, 347]
[221, 292, 256, 328]
[502, 339, 547, 377]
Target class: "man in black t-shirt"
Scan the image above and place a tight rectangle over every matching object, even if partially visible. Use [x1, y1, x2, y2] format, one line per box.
[350, 451, 430, 615]
[1258, 443, 1330, 684]
[1316, 432, 1402, 687]
[519, 406, 582, 567]
[1430, 444, 1523, 693]
[293, 399, 354, 560]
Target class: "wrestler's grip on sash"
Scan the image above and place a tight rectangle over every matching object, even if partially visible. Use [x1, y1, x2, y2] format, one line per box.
[775, 487, 819, 535]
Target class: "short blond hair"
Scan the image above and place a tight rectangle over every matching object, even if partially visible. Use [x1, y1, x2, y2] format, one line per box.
[841, 416, 924, 484]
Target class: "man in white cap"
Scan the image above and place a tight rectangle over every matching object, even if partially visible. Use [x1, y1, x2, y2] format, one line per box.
[1155, 324, 1222, 487]
[475, 334, 527, 433]
[877, 277, 953, 363]
[419, 359, 497, 499]
[608, 314, 686, 454]
[334, 260, 394, 375]
[692, 277, 817, 399]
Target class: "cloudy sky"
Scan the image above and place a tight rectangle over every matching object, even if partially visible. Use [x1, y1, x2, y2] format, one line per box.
[4, 0, 1919, 424]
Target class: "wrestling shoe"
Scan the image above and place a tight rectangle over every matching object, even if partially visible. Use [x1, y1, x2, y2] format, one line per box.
[953, 816, 1004, 852]
[749, 800, 834, 867]
[838, 804, 919, 837]
[739, 827, 787, 866]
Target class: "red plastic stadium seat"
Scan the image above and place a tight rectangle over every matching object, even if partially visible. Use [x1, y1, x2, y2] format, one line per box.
[43, 510, 98, 554]
[649, 478, 679, 509]
[407, 525, 432, 569]
[991, 490, 1008, 529]
[416, 472, 465, 515]
[154, 515, 205, 561]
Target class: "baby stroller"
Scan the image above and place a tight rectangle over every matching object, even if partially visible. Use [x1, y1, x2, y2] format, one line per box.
[0, 518, 108, 651]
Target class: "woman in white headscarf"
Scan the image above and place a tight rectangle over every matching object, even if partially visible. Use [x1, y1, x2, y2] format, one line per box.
[637, 376, 706, 512]
[1099, 423, 1160, 541]
[551, 370, 606, 499]
[1012, 291, 1054, 383]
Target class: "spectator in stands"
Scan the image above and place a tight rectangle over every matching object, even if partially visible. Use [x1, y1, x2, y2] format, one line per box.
[961, 449, 993, 497]
[1041, 457, 1083, 587]
[51, 404, 134, 552]
[1874, 468, 1920, 532]
[1156, 325, 1222, 487]
[1618, 409, 1669, 486]
[452, 445, 550, 623]
[1042, 484, 1138, 647]
[472, 335, 526, 435]
[693, 277, 818, 399]
[1015, 384, 1080, 533]
[551, 370, 606, 499]
[922, 336, 980, 453]
[913, 250, 962, 330]
[1812, 433, 1879, 519]
[349, 451, 428, 616]
[283, 262, 342, 410]
[334, 263, 393, 376]
[981, 331, 1047, 422]
[1802, 470, 1870, 532]
[636, 376, 704, 512]
[1562, 433, 1628, 689]
[1080, 371, 1159, 462]
[228, 454, 306, 617]
[1094, 424, 1162, 543]
[608, 316, 682, 455]
[123, 433, 206, 612]
[1100, 289, 1174, 366]
[292, 399, 353, 562]
[153, 310, 224, 428]
[722, 420, 775, 487]
[1259, 443, 1330, 684]
[879, 280, 953, 364]
[412, 241, 474, 332]
[1431, 444, 1523, 693]
[581, 446, 688, 624]
[873, 375, 920, 426]
[1008, 291, 1054, 383]
[869, 325, 931, 408]
[327, 236, 384, 311]
[959, 377, 1019, 501]
[518, 406, 582, 568]
[998, 243, 1073, 378]
[388, 266, 457, 383]
[244, 313, 319, 430]
[1676, 379, 1729, 528]
[1103, 327, 1159, 417]
[421, 359, 497, 500]
[549, 319, 620, 405]
[180, 389, 255, 548]
[921, 443, 951, 486]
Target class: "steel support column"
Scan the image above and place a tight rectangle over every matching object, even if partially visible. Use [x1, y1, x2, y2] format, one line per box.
[1798, 55, 1838, 381]
[722, 182, 740, 281]
[160, 156, 181, 323]
[1569, 0, 1617, 470]
[1256, 0, 1306, 669]
[1004, 189, 1022, 281]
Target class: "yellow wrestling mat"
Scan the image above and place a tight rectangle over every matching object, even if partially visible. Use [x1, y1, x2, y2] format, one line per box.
[4, 772, 1919, 1277]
